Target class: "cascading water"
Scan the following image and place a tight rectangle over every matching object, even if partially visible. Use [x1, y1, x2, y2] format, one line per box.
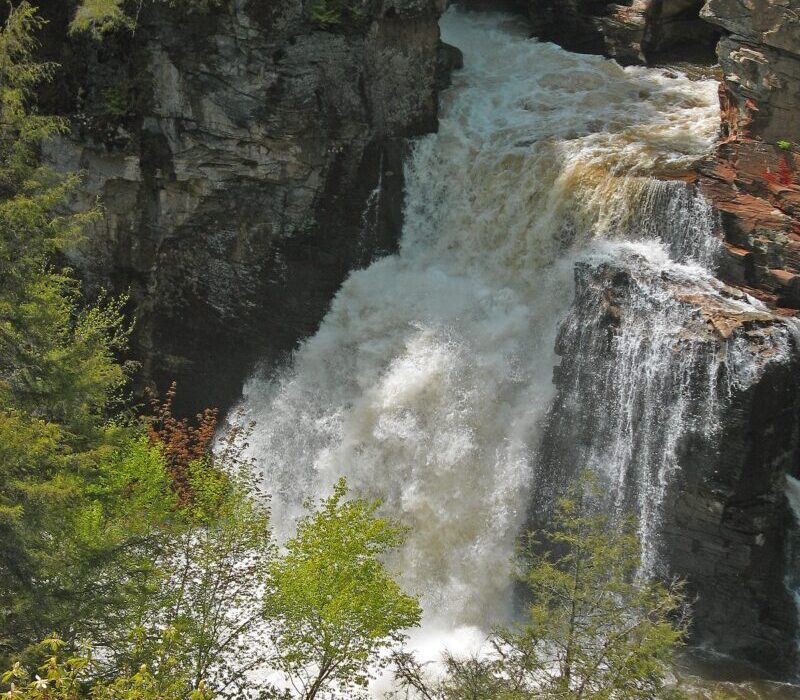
[536, 249, 796, 576]
[238, 6, 795, 681]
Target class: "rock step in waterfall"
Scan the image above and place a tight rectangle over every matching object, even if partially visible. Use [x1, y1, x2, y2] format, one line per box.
[238, 8, 800, 684]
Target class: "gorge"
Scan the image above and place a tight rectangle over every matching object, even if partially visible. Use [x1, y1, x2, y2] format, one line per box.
[34, 0, 800, 693]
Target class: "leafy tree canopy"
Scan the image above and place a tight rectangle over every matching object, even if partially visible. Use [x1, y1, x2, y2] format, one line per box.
[264, 478, 422, 700]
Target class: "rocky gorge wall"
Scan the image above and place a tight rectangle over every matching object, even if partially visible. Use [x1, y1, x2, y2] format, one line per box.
[523, 0, 719, 64]
[699, 0, 800, 311]
[684, 7, 800, 669]
[40, 0, 459, 414]
[536, 260, 800, 676]
[521, 0, 800, 678]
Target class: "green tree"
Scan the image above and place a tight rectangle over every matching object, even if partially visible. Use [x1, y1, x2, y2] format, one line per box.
[0, 0, 126, 422]
[113, 418, 276, 700]
[1, 633, 214, 700]
[395, 474, 689, 700]
[2, 392, 277, 698]
[0, 7, 284, 667]
[264, 479, 421, 700]
[393, 651, 523, 700]
[0, 1, 142, 661]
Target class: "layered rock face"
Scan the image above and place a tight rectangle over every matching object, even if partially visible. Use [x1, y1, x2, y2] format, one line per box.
[536, 258, 800, 675]
[43, 0, 456, 413]
[525, 0, 719, 64]
[700, 141, 800, 308]
[699, 0, 800, 311]
[702, 0, 800, 144]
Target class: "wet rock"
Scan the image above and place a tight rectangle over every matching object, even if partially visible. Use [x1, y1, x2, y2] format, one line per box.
[525, 0, 719, 65]
[436, 42, 464, 90]
[535, 258, 800, 676]
[42, 0, 451, 414]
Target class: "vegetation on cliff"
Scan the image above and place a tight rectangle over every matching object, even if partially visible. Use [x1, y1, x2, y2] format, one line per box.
[69, 0, 220, 38]
[68, 0, 365, 36]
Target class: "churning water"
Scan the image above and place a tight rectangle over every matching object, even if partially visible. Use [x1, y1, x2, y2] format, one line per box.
[238, 7, 787, 679]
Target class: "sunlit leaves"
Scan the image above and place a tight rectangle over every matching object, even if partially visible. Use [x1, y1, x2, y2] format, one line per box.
[264, 478, 421, 699]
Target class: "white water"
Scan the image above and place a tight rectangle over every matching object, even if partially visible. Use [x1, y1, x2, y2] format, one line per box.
[237, 7, 759, 679]
[543, 248, 796, 575]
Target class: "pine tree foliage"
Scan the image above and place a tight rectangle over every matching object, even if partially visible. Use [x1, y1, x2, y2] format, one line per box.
[394, 474, 690, 700]
[0, 1, 138, 661]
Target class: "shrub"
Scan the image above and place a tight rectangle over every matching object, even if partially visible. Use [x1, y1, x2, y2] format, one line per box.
[308, 0, 369, 29]
[70, 0, 222, 38]
[1, 634, 213, 700]
[394, 473, 690, 700]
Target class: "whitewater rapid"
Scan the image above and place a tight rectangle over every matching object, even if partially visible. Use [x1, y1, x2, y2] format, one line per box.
[239, 7, 726, 668]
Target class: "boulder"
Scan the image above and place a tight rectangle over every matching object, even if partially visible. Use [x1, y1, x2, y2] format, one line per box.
[525, 0, 719, 65]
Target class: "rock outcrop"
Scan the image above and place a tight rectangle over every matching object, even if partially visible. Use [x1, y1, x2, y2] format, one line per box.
[689, 7, 800, 669]
[524, 0, 719, 64]
[700, 142, 800, 309]
[698, 0, 800, 313]
[702, 0, 800, 144]
[536, 258, 800, 676]
[41, 0, 456, 414]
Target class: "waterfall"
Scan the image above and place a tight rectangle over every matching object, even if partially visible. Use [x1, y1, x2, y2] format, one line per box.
[237, 7, 791, 672]
[787, 476, 800, 623]
[536, 250, 795, 576]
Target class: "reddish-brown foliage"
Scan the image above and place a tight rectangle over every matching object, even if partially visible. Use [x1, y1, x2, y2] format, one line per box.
[147, 382, 219, 506]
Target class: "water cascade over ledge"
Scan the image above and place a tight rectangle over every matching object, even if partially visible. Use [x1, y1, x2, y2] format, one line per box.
[239, 8, 800, 680]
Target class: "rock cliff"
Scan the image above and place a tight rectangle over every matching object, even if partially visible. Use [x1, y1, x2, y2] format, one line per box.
[524, 0, 719, 64]
[41, 0, 457, 414]
[702, 0, 800, 144]
[536, 259, 800, 676]
[699, 0, 800, 312]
